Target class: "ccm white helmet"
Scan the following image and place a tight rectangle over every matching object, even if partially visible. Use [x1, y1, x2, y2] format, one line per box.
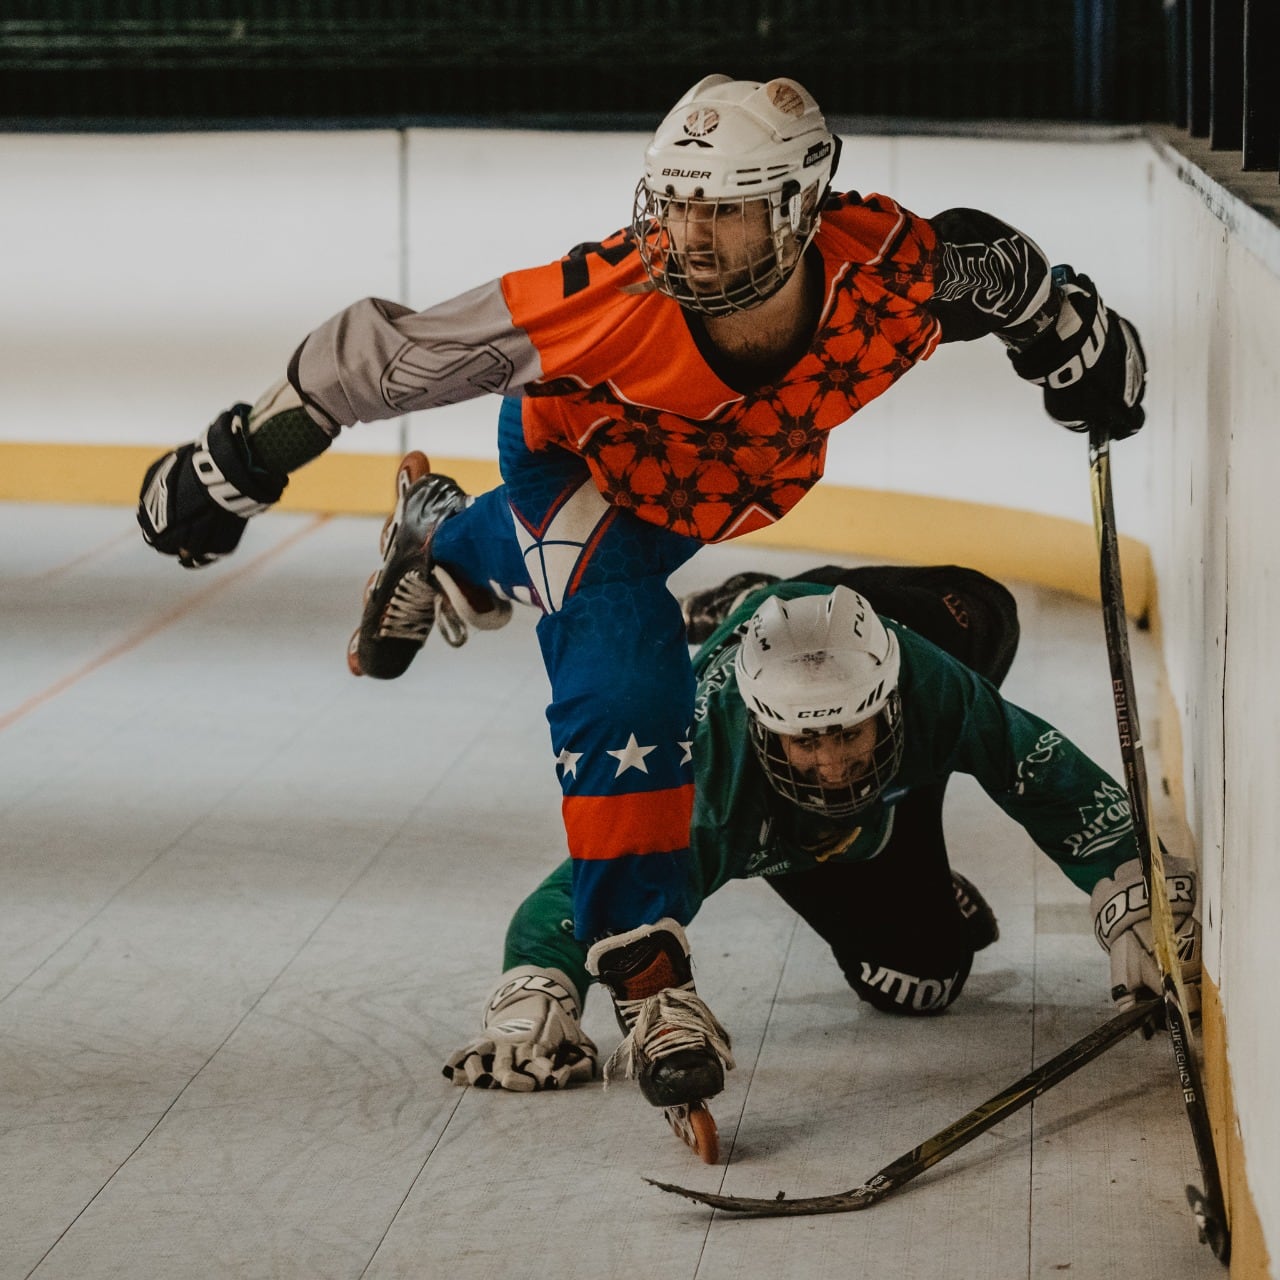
[734, 587, 904, 818]
[632, 74, 839, 316]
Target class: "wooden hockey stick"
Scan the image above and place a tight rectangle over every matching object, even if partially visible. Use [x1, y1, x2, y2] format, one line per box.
[1087, 425, 1230, 1263]
[647, 998, 1159, 1216]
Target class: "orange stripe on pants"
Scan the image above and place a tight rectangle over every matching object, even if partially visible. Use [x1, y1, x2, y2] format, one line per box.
[563, 784, 695, 861]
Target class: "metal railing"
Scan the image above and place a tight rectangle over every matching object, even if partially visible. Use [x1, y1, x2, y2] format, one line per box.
[1170, 0, 1278, 176]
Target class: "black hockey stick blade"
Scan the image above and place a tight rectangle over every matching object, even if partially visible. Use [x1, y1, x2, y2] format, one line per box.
[1088, 426, 1230, 1264]
[1188, 1182, 1231, 1262]
[646, 999, 1158, 1217]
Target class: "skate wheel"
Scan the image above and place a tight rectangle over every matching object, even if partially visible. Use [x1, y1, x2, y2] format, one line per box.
[665, 1101, 720, 1164]
[381, 453, 431, 552]
[687, 1104, 719, 1164]
[397, 450, 431, 493]
[346, 629, 363, 677]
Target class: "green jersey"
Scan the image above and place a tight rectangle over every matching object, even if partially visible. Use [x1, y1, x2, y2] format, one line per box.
[505, 581, 1137, 1000]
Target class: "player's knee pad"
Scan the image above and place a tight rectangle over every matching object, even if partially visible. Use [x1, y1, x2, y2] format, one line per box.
[933, 569, 1020, 685]
[841, 951, 974, 1016]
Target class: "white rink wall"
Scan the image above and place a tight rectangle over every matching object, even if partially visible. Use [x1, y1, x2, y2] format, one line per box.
[1147, 148, 1280, 1262]
[3, 126, 1276, 1257]
[0, 127, 1153, 535]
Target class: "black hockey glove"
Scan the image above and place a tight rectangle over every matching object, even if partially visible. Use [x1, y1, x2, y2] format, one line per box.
[137, 405, 287, 568]
[1008, 266, 1147, 441]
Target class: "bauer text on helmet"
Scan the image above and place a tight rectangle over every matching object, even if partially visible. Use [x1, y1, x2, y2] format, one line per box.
[632, 75, 840, 317]
[734, 588, 904, 817]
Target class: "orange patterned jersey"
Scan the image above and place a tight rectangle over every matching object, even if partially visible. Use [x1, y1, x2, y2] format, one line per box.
[500, 192, 943, 543]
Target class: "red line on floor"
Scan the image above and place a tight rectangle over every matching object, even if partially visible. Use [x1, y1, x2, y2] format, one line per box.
[17, 526, 138, 583]
[0, 515, 331, 734]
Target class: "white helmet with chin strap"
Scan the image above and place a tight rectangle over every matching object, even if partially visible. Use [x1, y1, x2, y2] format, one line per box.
[734, 587, 904, 818]
[632, 74, 840, 316]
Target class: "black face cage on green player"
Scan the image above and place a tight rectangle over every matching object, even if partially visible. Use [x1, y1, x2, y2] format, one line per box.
[631, 180, 822, 317]
[747, 690, 906, 819]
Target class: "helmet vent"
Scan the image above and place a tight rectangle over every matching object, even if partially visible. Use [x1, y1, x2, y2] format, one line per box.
[729, 163, 793, 189]
[852, 681, 886, 714]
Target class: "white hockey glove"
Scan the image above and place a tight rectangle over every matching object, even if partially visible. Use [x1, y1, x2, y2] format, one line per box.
[442, 966, 597, 1092]
[1090, 855, 1201, 1012]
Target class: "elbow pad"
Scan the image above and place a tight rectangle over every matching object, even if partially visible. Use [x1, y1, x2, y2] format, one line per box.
[928, 207, 1053, 342]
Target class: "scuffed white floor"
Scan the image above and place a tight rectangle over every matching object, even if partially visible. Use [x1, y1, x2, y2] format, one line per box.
[0, 502, 1218, 1279]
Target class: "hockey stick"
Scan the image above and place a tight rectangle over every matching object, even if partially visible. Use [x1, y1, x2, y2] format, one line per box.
[646, 998, 1158, 1216]
[1087, 425, 1230, 1262]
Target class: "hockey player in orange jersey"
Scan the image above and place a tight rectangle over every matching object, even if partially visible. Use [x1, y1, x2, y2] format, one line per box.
[136, 74, 1147, 1130]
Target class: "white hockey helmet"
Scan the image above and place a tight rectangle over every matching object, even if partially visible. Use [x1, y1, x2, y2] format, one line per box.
[734, 587, 904, 818]
[632, 74, 839, 316]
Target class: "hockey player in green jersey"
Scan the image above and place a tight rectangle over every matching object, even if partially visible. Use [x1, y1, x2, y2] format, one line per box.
[443, 565, 1200, 1102]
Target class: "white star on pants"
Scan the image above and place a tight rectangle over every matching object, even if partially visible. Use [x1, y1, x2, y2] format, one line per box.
[607, 733, 657, 777]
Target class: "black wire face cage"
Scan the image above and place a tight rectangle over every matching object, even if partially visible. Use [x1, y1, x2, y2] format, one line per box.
[748, 692, 906, 819]
[632, 178, 808, 317]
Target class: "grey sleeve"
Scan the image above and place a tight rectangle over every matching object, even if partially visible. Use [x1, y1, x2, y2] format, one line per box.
[287, 278, 544, 432]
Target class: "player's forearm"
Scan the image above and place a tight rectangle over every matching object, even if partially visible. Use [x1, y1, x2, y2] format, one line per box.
[238, 280, 545, 477]
[948, 677, 1138, 892]
[986, 710, 1141, 891]
[1003, 783, 1140, 893]
[241, 378, 334, 475]
[504, 863, 593, 1002]
[926, 206, 1056, 345]
[287, 283, 541, 431]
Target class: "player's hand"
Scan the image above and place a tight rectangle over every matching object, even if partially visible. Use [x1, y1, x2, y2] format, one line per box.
[1008, 267, 1147, 441]
[443, 966, 597, 1092]
[1090, 854, 1201, 1012]
[137, 404, 287, 568]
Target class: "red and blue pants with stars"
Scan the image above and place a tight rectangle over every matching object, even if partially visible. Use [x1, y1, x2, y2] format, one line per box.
[432, 396, 703, 943]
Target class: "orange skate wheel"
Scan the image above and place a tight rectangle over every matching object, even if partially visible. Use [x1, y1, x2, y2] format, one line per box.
[686, 1103, 720, 1164]
[380, 452, 432, 551]
[397, 451, 431, 491]
[665, 1101, 720, 1164]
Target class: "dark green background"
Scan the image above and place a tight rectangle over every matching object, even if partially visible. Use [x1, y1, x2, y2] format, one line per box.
[1, 2, 1167, 128]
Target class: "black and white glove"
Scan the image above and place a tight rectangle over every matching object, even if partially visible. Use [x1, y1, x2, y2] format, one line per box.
[137, 404, 287, 568]
[1091, 855, 1201, 1012]
[1008, 266, 1147, 441]
[442, 966, 598, 1092]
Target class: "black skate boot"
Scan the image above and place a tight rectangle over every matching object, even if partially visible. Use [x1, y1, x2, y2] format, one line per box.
[680, 571, 781, 645]
[586, 919, 733, 1163]
[347, 452, 510, 679]
[586, 918, 732, 1108]
[952, 871, 999, 952]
